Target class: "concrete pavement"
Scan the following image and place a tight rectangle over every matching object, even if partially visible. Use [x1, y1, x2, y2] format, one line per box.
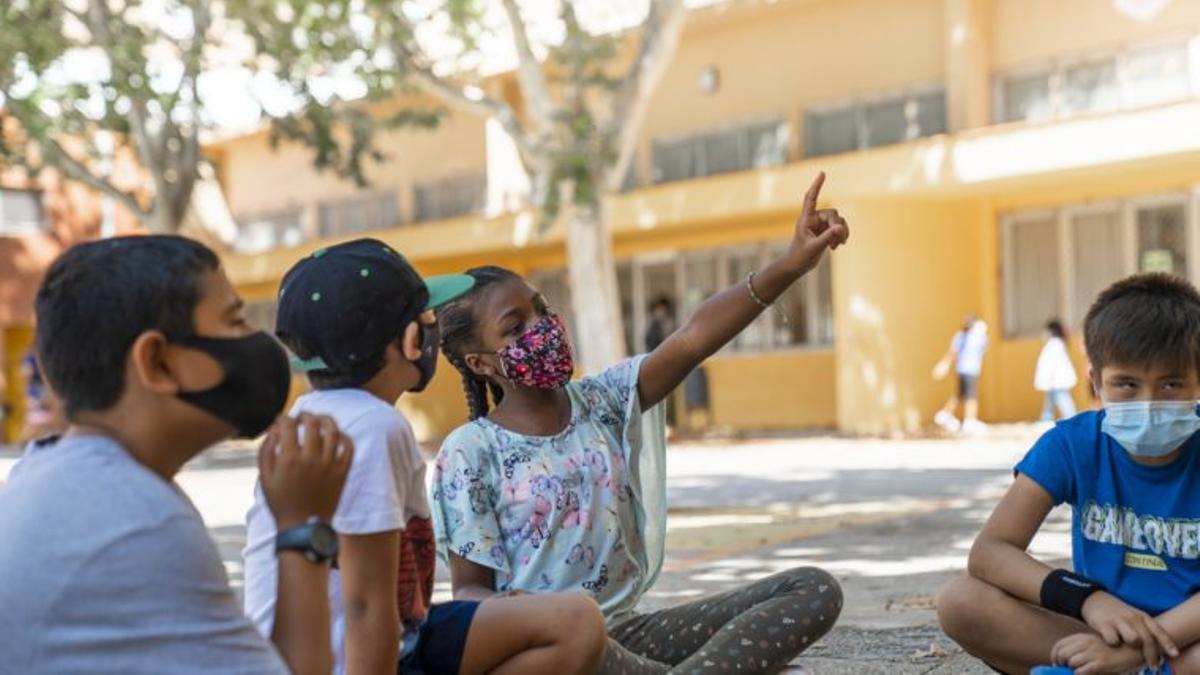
[3, 425, 1069, 672]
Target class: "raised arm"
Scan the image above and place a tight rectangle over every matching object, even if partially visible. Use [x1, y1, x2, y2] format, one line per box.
[637, 172, 849, 410]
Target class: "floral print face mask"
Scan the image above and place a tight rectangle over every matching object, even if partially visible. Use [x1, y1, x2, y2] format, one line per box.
[496, 314, 575, 389]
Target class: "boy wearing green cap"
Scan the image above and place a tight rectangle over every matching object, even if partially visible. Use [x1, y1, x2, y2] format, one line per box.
[242, 239, 605, 675]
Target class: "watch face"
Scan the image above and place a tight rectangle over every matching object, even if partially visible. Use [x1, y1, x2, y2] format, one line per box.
[311, 523, 338, 558]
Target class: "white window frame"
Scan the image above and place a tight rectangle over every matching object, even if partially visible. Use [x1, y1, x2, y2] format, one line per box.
[1002, 192, 1200, 338]
[650, 116, 789, 184]
[1001, 208, 1059, 338]
[542, 243, 836, 356]
[804, 82, 947, 158]
[1062, 200, 1126, 327]
[1128, 192, 1193, 277]
[993, 33, 1198, 124]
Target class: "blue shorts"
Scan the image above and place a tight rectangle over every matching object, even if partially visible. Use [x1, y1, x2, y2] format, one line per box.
[397, 601, 480, 675]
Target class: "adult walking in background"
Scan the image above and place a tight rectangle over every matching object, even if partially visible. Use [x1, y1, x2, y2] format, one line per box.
[933, 315, 989, 435]
[1034, 318, 1077, 422]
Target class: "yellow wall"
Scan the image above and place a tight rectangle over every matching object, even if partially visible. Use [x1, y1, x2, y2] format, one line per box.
[639, 0, 945, 169]
[705, 350, 836, 429]
[3, 326, 33, 443]
[993, 0, 1200, 71]
[397, 354, 470, 442]
[834, 198, 986, 435]
[214, 108, 486, 224]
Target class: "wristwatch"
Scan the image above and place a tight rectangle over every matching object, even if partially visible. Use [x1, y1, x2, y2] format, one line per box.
[276, 517, 338, 565]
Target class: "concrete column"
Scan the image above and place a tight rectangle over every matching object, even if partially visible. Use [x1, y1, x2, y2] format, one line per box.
[944, 0, 993, 132]
[833, 198, 987, 435]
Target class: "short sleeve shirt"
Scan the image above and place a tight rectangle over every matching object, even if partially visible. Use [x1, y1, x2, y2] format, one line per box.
[1016, 411, 1200, 615]
[430, 356, 667, 625]
[242, 388, 428, 675]
[0, 435, 287, 674]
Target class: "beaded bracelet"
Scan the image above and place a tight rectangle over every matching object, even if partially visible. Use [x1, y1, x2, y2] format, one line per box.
[747, 271, 789, 325]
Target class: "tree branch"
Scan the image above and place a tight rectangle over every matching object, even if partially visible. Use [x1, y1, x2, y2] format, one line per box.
[605, 0, 686, 192]
[85, 0, 166, 184]
[500, 0, 555, 132]
[395, 40, 544, 169]
[42, 137, 149, 219]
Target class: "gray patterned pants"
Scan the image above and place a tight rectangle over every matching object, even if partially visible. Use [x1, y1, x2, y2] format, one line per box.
[599, 566, 843, 674]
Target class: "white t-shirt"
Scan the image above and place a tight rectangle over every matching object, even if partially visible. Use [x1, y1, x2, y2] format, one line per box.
[242, 389, 429, 675]
[1034, 336, 1078, 392]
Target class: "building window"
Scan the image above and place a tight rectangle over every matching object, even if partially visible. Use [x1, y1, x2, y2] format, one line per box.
[995, 37, 1195, 123]
[0, 189, 44, 235]
[1002, 194, 1194, 337]
[1003, 212, 1061, 338]
[804, 87, 947, 158]
[1136, 201, 1188, 276]
[318, 192, 399, 238]
[1068, 206, 1125, 325]
[651, 119, 789, 185]
[529, 243, 834, 356]
[235, 208, 305, 254]
[413, 173, 486, 223]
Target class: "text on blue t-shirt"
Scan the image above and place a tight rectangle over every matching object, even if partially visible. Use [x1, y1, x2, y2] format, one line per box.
[1016, 410, 1200, 615]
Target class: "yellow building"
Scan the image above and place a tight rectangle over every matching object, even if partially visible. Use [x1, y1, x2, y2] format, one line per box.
[207, 0, 1200, 441]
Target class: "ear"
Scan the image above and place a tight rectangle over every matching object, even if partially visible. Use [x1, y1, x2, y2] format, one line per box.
[400, 320, 423, 361]
[129, 331, 180, 395]
[464, 352, 498, 379]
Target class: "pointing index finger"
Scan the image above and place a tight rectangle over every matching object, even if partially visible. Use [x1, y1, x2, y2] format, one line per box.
[803, 171, 826, 216]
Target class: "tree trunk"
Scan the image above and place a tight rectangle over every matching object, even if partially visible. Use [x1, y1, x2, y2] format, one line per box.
[563, 189, 626, 375]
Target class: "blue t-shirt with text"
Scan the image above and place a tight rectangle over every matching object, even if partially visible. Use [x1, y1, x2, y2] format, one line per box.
[1016, 410, 1200, 615]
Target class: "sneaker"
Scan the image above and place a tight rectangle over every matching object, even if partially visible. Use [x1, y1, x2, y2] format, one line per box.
[962, 419, 988, 436]
[934, 410, 961, 433]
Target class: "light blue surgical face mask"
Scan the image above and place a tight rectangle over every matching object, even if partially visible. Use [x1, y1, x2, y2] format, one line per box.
[1101, 400, 1200, 458]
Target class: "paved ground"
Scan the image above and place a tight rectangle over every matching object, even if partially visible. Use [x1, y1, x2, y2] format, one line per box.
[1, 424, 1071, 673]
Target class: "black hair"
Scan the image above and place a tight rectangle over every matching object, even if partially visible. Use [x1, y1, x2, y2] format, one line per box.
[1084, 273, 1200, 376]
[436, 266, 522, 420]
[277, 329, 384, 391]
[1045, 318, 1066, 340]
[650, 296, 673, 313]
[284, 351, 378, 390]
[35, 235, 220, 418]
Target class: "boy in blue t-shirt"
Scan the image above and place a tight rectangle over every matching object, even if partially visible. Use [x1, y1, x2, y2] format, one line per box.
[937, 273, 1200, 675]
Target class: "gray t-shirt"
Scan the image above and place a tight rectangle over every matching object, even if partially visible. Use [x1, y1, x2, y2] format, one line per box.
[0, 435, 288, 674]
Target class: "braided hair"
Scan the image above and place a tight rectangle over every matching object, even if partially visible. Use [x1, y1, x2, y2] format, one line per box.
[437, 266, 522, 420]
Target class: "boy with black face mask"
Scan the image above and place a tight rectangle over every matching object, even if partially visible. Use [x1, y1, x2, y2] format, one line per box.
[242, 239, 607, 675]
[0, 235, 353, 674]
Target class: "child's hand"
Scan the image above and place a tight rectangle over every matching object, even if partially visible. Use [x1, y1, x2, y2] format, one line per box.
[784, 172, 849, 276]
[1081, 591, 1179, 667]
[259, 413, 355, 530]
[1051, 633, 1146, 675]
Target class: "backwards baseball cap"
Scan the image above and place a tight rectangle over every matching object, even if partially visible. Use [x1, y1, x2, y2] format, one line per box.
[275, 238, 474, 379]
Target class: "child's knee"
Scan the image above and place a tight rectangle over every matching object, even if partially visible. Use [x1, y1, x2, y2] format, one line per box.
[935, 576, 994, 639]
[553, 594, 606, 671]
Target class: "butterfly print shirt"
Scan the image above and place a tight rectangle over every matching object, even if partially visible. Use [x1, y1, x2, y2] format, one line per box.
[431, 356, 668, 625]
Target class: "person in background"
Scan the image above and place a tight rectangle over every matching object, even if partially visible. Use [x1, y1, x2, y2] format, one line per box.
[1035, 319, 1078, 423]
[934, 314, 990, 435]
[21, 348, 62, 440]
[644, 297, 675, 352]
[644, 297, 677, 428]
